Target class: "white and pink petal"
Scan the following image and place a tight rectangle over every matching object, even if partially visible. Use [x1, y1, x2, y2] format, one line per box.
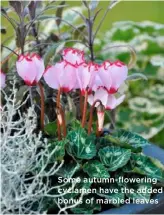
[58, 61, 77, 92]
[94, 88, 108, 107]
[0, 70, 6, 89]
[76, 63, 90, 94]
[44, 65, 59, 89]
[16, 55, 37, 85]
[32, 54, 45, 82]
[62, 48, 85, 66]
[109, 60, 128, 92]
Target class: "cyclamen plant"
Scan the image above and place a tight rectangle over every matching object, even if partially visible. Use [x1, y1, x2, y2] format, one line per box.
[1, 1, 164, 214]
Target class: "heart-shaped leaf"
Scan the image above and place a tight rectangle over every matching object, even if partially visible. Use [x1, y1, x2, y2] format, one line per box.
[124, 153, 164, 182]
[66, 128, 96, 159]
[105, 129, 150, 149]
[98, 146, 131, 171]
[83, 160, 110, 178]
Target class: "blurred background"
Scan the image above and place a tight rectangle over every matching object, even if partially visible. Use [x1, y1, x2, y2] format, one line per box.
[1, 1, 164, 147]
[69, 1, 164, 28]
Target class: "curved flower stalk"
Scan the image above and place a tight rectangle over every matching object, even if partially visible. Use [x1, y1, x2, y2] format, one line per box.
[44, 60, 79, 138]
[0, 82, 83, 214]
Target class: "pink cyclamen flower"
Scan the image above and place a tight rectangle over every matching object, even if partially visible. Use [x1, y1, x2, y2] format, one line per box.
[0, 70, 6, 89]
[88, 88, 125, 131]
[88, 88, 125, 110]
[16, 53, 45, 86]
[44, 60, 77, 93]
[62, 48, 85, 66]
[98, 60, 128, 94]
[76, 62, 98, 95]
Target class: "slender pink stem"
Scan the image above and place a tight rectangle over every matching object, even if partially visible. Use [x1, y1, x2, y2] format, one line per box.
[96, 120, 100, 137]
[57, 117, 62, 140]
[60, 107, 67, 137]
[88, 99, 102, 135]
[56, 88, 62, 139]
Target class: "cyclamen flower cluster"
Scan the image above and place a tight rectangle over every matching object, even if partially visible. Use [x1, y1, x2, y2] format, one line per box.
[44, 48, 128, 110]
[14, 48, 128, 132]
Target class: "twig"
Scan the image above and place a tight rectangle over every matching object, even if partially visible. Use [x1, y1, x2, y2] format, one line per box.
[1, 45, 19, 56]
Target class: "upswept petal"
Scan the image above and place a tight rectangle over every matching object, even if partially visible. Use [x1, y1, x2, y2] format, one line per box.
[91, 73, 103, 92]
[16, 54, 45, 86]
[94, 88, 108, 107]
[106, 94, 125, 110]
[108, 60, 128, 92]
[16, 55, 37, 85]
[62, 48, 85, 66]
[58, 61, 77, 92]
[88, 62, 99, 91]
[76, 63, 90, 94]
[106, 95, 117, 110]
[0, 70, 6, 89]
[98, 63, 112, 92]
[116, 94, 126, 106]
[32, 54, 45, 82]
[44, 65, 59, 89]
[88, 94, 94, 106]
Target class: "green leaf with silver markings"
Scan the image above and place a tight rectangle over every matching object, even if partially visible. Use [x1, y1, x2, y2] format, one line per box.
[83, 160, 110, 178]
[129, 153, 164, 181]
[66, 128, 96, 159]
[105, 129, 150, 149]
[98, 146, 131, 171]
